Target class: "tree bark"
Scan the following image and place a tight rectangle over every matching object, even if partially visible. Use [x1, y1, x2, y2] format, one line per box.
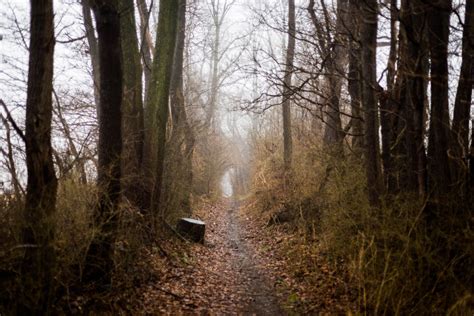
[120, 0, 145, 207]
[360, 0, 383, 205]
[427, 0, 452, 197]
[322, 0, 348, 150]
[451, 0, 473, 193]
[143, 0, 180, 216]
[19, 0, 58, 313]
[83, 0, 122, 285]
[137, 0, 154, 103]
[81, 0, 101, 115]
[165, 0, 195, 214]
[282, 0, 295, 172]
[380, 0, 398, 193]
[396, 0, 428, 196]
[348, 0, 364, 152]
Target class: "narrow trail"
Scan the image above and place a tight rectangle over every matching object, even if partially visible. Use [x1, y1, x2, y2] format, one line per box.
[132, 199, 285, 314]
[225, 200, 283, 315]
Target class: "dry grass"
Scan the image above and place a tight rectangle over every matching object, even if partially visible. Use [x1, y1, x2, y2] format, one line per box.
[250, 135, 474, 315]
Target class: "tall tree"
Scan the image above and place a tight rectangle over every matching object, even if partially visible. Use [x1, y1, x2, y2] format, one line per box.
[360, 0, 382, 204]
[347, 0, 364, 152]
[81, 0, 101, 115]
[395, 0, 429, 196]
[83, 0, 123, 285]
[427, 0, 452, 196]
[164, 0, 195, 214]
[143, 0, 180, 215]
[19, 0, 58, 313]
[322, 0, 348, 150]
[120, 0, 145, 207]
[380, 0, 399, 192]
[282, 0, 295, 172]
[451, 0, 473, 193]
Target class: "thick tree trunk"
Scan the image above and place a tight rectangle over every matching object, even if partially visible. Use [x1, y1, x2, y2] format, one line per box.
[396, 0, 428, 196]
[19, 0, 58, 313]
[164, 0, 195, 215]
[451, 0, 473, 193]
[427, 0, 452, 197]
[360, 0, 382, 205]
[282, 0, 295, 172]
[120, 0, 145, 208]
[348, 0, 364, 152]
[83, 0, 122, 285]
[323, 0, 348, 150]
[143, 0, 180, 216]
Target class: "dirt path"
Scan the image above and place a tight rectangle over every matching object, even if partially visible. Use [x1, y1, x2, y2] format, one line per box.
[127, 199, 285, 314]
[225, 200, 283, 315]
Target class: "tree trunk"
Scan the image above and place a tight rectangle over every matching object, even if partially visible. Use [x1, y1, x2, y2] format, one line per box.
[360, 0, 382, 205]
[348, 0, 364, 152]
[380, 0, 398, 193]
[396, 0, 428, 196]
[451, 0, 473, 194]
[83, 0, 122, 285]
[323, 0, 348, 150]
[427, 0, 452, 197]
[143, 0, 180, 216]
[120, 0, 145, 208]
[81, 0, 101, 116]
[164, 0, 195, 215]
[137, 0, 153, 103]
[282, 0, 295, 172]
[19, 0, 58, 313]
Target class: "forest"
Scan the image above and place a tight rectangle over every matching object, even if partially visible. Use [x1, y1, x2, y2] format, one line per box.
[0, 0, 472, 314]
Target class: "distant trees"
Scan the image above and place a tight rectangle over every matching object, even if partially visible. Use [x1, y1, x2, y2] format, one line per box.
[20, 0, 57, 313]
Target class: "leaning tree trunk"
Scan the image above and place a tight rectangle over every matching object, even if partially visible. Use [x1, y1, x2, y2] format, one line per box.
[143, 0, 180, 217]
[120, 0, 145, 208]
[360, 0, 382, 205]
[427, 0, 452, 197]
[451, 0, 474, 194]
[83, 0, 123, 285]
[19, 0, 58, 313]
[282, 0, 295, 173]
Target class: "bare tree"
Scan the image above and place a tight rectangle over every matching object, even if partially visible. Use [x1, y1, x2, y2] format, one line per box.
[83, 0, 123, 285]
[19, 0, 58, 312]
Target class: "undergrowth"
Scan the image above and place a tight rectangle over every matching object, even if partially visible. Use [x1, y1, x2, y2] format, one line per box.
[251, 136, 474, 315]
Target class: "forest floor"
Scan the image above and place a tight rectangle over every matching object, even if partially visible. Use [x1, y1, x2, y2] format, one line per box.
[67, 198, 354, 314]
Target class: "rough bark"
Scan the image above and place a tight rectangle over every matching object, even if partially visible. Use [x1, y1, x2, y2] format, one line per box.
[282, 0, 295, 172]
[120, 0, 145, 207]
[348, 0, 364, 151]
[396, 0, 428, 196]
[427, 0, 452, 197]
[360, 0, 383, 205]
[322, 0, 348, 150]
[451, 0, 474, 193]
[164, 0, 195, 214]
[83, 0, 122, 285]
[19, 0, 58, 313]
[143, 0, 180, 215]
